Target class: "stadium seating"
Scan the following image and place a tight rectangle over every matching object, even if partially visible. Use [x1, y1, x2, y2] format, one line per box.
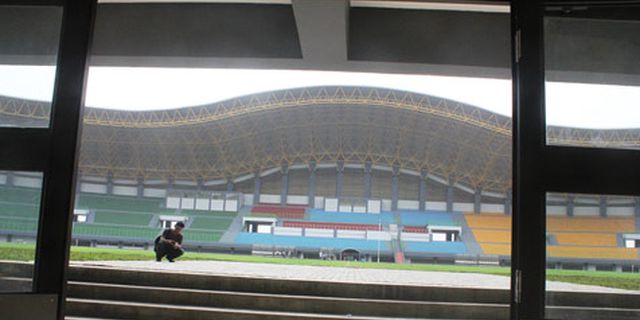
[252, 204, 306, 219]
[403, 241, 467, 254]
[464, 214, 511, 229]
[77, 194, 161, 213]
[402, 226, 427, 233]
[189, 216, 234, 231]
[283, 220, 381, 231]
[471, 229, 512, 244]
[547, 217, 636, 233]
[547, 246, 638, 260]
[400, 211, 456, 226]
[307, 210, 395, 225]
[0, 186, 40, 203]
[554, 233, 618, 247]
[93, 211, 153, 226]
[72, 224, 222, 243]
[235, 232, 391, 252]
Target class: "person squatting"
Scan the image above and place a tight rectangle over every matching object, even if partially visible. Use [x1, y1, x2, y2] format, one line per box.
[154, 221, 185, 262]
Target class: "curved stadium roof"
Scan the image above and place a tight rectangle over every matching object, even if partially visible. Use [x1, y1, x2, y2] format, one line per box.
[2, 86, 639, 193]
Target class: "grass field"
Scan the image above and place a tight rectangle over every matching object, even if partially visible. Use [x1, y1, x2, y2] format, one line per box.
[1, 242, 638, 290]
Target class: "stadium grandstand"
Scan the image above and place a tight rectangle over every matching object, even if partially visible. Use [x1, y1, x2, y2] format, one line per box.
[1, 87, 639, 271]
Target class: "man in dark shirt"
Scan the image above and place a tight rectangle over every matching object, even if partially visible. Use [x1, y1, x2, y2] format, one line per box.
[154, 221, 185, 262]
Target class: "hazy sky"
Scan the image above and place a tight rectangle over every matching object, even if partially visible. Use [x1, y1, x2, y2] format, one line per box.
[0, 65, 638, 129]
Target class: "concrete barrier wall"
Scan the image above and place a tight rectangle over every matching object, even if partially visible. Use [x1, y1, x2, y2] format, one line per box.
[81, 183, 107, 194]
[113, 185, 137, 197]
[273, 227, 303, 236]
[367, 231, 391, 241]
[401, 232, 430, 242]
[305, 228, 334, 238]
[143, 188, 166, 198]
[336, 230, 366, 239]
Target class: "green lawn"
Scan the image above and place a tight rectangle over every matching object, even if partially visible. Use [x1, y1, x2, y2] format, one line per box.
[1, 243, 638, 290]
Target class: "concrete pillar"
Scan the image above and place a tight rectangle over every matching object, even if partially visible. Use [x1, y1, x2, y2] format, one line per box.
[281, 164, 289, 206]
[336, 160, 344, 199]
[635, 197, 640, 217]
[136, 176, 144, 198]
[505, 191, 513, 215]
[391, 165, 400, 211]
[253, 169, 261, 205]
[474, 188, 482, 213]
[6, 171, 14, 187]
[446, 177, 454, 212]
[419, 170, 427, 211]
[308, 161, 316, 208]
[226, 178, 234, 192]
[363, 161, 372, 199]
[567, 194, 575, 217]
[599, 195, 607, 217]
[167, 177, 175, 193]
[106, 172, 114, 195]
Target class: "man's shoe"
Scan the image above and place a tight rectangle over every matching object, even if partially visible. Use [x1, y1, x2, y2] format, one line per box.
[168, 258, 175, 263]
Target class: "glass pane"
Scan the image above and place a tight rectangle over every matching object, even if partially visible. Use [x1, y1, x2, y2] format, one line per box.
[544, 9, 640, 149]
[0, 6, 62, 128]
[545, 192, 640, 319]
[67, 2, 512, 319]
[0, 171, 43, 293]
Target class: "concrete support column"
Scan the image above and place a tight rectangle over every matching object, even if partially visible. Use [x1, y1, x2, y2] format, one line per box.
[136, 176, 144, 198]
[505, 191, 512, 215]
[196, 177, 205, 192]
[474, 188, 482, 213]
[599, 195, 608, 217]
[391, 165, 400, 211]
[6, 171, 14, 187]
[281, 164, 289, 206]
[253, 169, 261, 205]
[446, 177, 454, 212]
[419, 170, 427, 211]
[167, 177, 175, 193]
[336, 160, 344, 199]
[308, 161, 317, 208]
[226, 178, 234, 193]
[363, 161, 372, 199]
[635, 197, 640, 217]
[106, 172, 114, 195]
[567, 194, 575, 217]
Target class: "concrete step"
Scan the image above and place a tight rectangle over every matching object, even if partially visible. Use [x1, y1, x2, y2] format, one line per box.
[66, 298, 460, 320]
[67, 281, 508, 320]
[0, 277, 32, 292]
[67, 265, 509, 304]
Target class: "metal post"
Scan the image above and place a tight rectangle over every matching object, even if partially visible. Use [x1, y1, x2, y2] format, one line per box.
[510, 1, 547, 319]
[32, 2, 97, 319]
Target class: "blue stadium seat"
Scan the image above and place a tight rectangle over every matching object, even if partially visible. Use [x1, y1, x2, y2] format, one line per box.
[403, 241, 467, 254]
[399, 211, 457, 226]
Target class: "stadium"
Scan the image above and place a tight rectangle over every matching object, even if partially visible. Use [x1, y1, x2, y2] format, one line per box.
[1, 86, 639, 271]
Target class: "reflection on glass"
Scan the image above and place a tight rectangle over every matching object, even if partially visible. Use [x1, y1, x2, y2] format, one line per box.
[0, 171, 43, 293]
[545, 15, 640, 150]
[545, 193, 640, 319]
[0, 6, 61, 128]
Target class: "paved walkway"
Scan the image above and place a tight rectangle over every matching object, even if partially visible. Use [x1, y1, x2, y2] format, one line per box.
[72, 260, 640, 294]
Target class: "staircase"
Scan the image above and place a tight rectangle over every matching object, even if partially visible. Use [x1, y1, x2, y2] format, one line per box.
[1, 261, 639, 320]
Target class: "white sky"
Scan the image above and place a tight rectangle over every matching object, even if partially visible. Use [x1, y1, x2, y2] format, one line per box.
[0, 65, 639, 129]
